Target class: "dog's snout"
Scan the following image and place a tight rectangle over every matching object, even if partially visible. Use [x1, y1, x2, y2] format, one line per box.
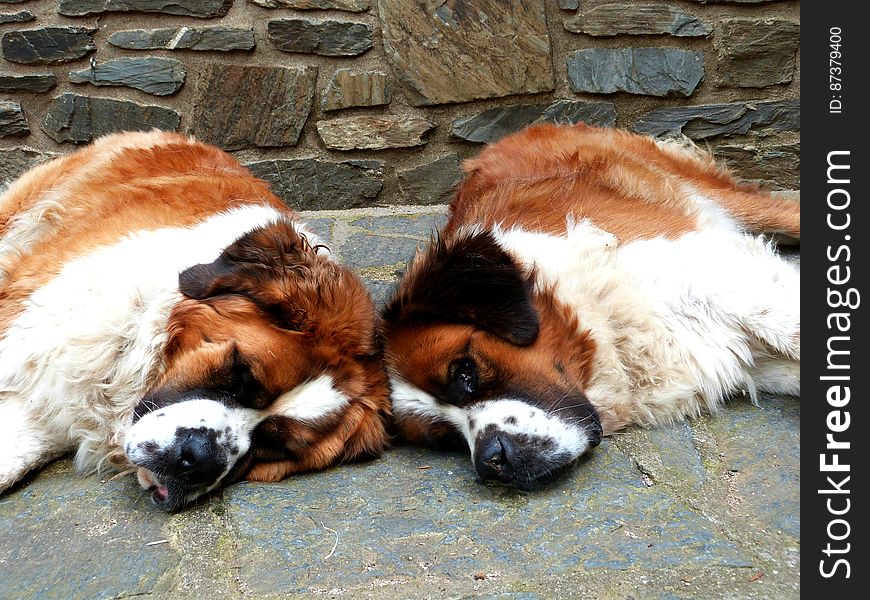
[474, 432, 515, 482]
[176, 430, 223, 482]
[483, 435, 509, 466]
[179, 431, 210, 467]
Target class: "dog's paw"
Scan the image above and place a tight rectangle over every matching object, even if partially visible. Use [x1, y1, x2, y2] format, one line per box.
[247, 461, 293, 483]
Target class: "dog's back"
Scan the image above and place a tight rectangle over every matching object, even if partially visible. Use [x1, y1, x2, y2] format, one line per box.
[0, 131, 285, 304]
[446, 123, 799, 242]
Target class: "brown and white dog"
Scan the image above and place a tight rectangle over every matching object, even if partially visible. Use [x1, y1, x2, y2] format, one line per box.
[381, 123, 800, 490]
[0, 131, 390, 510]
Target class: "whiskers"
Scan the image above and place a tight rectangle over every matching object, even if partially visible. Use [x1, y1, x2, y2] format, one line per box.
[543, 393, 596, 426]
[131, 398, 161, 423]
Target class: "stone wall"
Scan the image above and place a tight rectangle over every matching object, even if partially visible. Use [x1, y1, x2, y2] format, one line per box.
[1, 0, 800, 209]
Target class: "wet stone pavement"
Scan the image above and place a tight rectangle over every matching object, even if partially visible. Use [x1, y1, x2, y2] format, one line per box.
[0, 206, 800, 599]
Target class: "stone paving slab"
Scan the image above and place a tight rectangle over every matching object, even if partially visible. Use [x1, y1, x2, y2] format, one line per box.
[0, 205, 800, 599]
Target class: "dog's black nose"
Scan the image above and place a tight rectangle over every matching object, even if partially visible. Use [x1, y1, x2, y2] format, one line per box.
[474, 433, 515, 482]
[177, 430, 223, 482]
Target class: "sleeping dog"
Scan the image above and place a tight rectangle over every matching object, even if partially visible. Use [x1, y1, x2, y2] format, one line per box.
[0, 131, 390, 510]
[381, 123, 799, 489]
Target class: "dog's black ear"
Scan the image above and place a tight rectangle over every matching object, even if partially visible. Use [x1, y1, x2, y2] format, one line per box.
[179, 221, 312, 300]
[178, 221, 320, 329]
[383, 230, 539, 346]
[178, 254, 240, 300]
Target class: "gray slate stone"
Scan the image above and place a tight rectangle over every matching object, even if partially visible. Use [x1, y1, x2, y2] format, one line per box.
[379, 0, 554, 106]
[350, 213, 447, 239]
[340, 231, 422, 270]
[453, 104, 550, 144]
[452, 99, 618, 144]
[250, 0, 369, 10]
[713, 141, 800, 189]
[558, 0, 579, 9]
[568, 48, 704, 97]
[716, 19, 800, 88]
[614, 422, 706, 495]
[295, 217, 333, 247]
[42, 93, 180, 144]
[108, 27, 255, 52]
[398, 154, 463, 205]
[322, 69, 390, 112]
[705, 396, 800, 538]
[1, 27, 96, 65]
[69, 57, 185, 96]
[0, 73, 57, 93]
[0, 10, 34, 23]
[565, 4, 712, 37]
[225, 442, 749, 596]
[317, 115, 434, 150]
[633, 99, 800, 140]
[543, 99, 620, 127]
[361, 279, 396, 307]
[189, 63, 316, 150]
[245, 158, 383, 210]
[58, 0, 232, 17]
[0, 461, 180, 599]
[267, 19, 372, 56]
[0, 147, 57, 184]
[0, 101, 28, 137]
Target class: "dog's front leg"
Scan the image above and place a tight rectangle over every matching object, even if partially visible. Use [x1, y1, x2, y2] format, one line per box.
[0, 396, 67, 493]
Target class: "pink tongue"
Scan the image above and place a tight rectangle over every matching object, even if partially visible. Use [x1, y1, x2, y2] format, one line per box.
[154, 486, 169, 502]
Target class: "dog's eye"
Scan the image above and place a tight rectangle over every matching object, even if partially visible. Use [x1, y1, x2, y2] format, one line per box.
[218, 348, 265, 407]
[222, 363, 251, 398]
[448, 357, 478, 402]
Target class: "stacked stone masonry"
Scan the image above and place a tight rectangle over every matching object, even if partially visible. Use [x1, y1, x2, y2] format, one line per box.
[1, 1, 801, 207]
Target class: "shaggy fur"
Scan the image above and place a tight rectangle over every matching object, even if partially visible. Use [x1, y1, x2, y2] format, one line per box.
[0, 131, 390, 510]
[381, 123, 799, 489]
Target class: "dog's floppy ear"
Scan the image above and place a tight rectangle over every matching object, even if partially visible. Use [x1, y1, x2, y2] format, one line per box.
[178, 221, 317, 328]
[178, 254, 247, 300]
[383, 230, 539, 346]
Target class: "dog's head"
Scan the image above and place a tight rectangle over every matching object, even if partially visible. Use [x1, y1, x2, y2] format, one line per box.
[125, 220, 389, 511]
[381, 230, 602, 490]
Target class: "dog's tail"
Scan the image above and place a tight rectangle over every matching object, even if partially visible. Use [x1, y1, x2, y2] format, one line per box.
[713, 189, 800, 241]
[649, 135, 801, 241]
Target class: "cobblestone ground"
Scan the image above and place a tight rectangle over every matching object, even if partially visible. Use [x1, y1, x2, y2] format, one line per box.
[0, 206, 800, 600]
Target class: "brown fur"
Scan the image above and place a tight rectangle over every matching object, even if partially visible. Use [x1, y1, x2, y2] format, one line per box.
[447, 123, 799, 240]
[384, 285, 598, 446]
[1, 131, 287, 334]
[382, 123, 799, 473]
[156, 227, 392, 477]
[1, 130, 390, 491]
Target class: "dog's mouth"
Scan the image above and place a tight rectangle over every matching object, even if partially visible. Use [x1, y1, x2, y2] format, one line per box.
[152, 483, 170, 505]
[125, 415, 246, 511]
[136, 467, 208, 512]
[133, 451, 255, 511]
[476, 455, 582, 491]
